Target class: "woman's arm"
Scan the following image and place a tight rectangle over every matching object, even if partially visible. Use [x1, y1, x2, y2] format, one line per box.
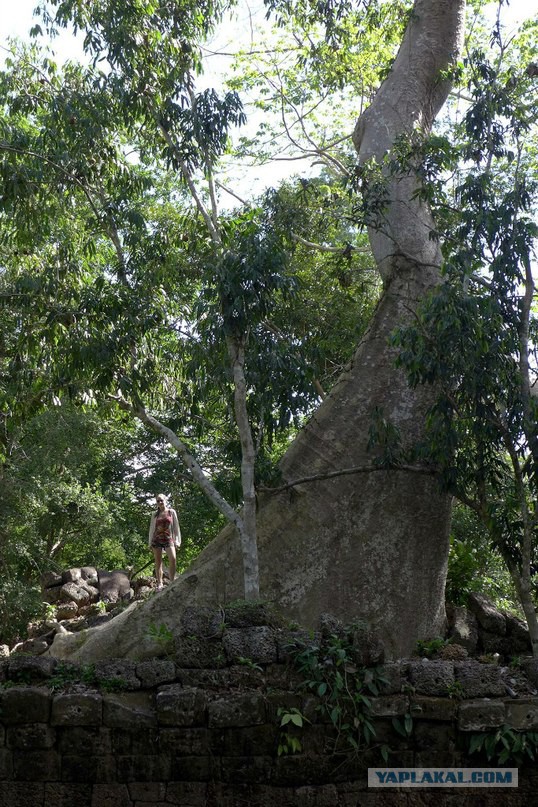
[148, 513, 156, 547]
[171, 509, 181, 547]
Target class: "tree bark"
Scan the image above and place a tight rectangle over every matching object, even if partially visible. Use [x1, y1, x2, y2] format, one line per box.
[47, 0, 467, 663]
[226, 334, 260, 600]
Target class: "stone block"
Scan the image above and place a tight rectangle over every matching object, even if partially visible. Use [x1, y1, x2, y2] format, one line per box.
[13, 749, 60, 781]
[44, 783, 92, 807]
[0, 747, 13, 779]
[409, 696, 457, 721]
[218, 755, 272, 784]
[156, 685, 207, 727]
[60, 582, 91, 607]
[0, 782, 45, 807]
[91, 784, 131, 807]
[61, 754, 117, 783]
[368, 695, 409, 718]
[58, 726, 112, 755]
[454, 660, 505, 697]
[506, 699, 538, 730]
[159, 727, 210, 755]
[130, 728, 160, 755]
[7, 724, 56, 750]
[136, 658, 176, 688]
[174, 637, 226, 669]
[177, 667, 233, 689]
[224, 601, 281, 628]
[127, 782, 167, 802]
[51, 692, 103, 726]
[43, 585, 63, 605]
[414, 723, 461, 768]
[0, 686, 51, 724]
[93, 659, 140, 690]
[212, 724, 276, 756]
[168, 754, 213, 782]
[446, 604, 479, 653]
[297, 785, 343, 807]
[207, 692, 266, 728]
[407, 660, 454, 696]
[165, 781, 209, 805]
[62, 568, 82, 584]
[223, 626, 278, 665]
[458, 699, 506, 730]
[468, 592, 506, 635]
[7, 655, 57, 682]
[56, 603, 79, 621]
[102, 692, 156, 729]
[116, 753, 171, 783]
[179, 605, 224, 637]
[78, 581, 100, 604]
[272, 753, 333, 786]
[42, 571, 63, 589]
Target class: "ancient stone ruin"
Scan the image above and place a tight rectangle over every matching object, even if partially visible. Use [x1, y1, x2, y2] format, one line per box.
[1, 567, 162, 658]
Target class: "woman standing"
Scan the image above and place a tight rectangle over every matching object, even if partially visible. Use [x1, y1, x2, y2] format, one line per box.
[148, 494, 181, 590]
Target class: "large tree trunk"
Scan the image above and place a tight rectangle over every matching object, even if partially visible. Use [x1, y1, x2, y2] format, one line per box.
[47, 0, 466, 662]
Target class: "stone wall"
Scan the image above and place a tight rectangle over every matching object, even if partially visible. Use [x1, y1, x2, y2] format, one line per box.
[2, 611, 538, 806]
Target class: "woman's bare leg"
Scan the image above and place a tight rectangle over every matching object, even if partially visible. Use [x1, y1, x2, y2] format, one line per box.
[153, 547, 163, 587]
[165, 545, 176, 582]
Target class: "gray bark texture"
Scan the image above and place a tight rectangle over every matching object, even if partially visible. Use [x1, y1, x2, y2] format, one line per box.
[47, 0, 467, 663]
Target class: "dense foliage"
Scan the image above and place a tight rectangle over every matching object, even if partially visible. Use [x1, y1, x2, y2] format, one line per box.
[392, 18, 538, 642]
[0, 0, 536, 640]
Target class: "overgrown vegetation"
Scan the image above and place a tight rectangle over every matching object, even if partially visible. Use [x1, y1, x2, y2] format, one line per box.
[284, 628, 390, 759]
[0, 1, 536, 644]
[466, 725, 538, 766]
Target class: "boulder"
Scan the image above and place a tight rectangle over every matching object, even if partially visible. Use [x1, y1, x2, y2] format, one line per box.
[98, 569, 131, 603]
[504, 612, 531, 649]
[41, 571, 62, 589]
[80, 566, 98, 584]
[42, 585, 63, 605]
[467, 592, 506, 636]
[62, 568, 83, 584]
[59, 582, 91, 608]
[56, 602, 79, 621]
[446, 604, 478, 653]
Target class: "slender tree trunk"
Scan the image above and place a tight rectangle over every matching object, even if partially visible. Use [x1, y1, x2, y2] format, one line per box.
[226, 334, 260, 600]
[47, 0, 468, 663]
[506, 556, 538, 656]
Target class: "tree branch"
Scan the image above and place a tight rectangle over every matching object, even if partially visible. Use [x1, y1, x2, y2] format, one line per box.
[110, 394, 241, 529]
[259, 462, 437, 494]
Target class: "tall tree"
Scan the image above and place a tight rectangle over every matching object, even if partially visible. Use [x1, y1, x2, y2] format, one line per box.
[0, 11, 378, 611]
[392, 21, 538, 650]
[45, 0, 468, 662]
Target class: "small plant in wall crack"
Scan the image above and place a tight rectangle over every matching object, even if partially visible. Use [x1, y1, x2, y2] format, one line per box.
[277, 707, 308, 756]
[147, 622, 175, 655]
[466, 725, 538, 766]
[236, 656, 263, 672]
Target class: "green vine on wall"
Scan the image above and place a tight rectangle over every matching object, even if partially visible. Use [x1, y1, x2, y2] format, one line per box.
[466, 725, 538, 766]
[284, 628, 392, 759]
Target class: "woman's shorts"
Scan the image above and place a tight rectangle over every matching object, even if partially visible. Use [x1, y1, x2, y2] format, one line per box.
[151, 536, 174, 549]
